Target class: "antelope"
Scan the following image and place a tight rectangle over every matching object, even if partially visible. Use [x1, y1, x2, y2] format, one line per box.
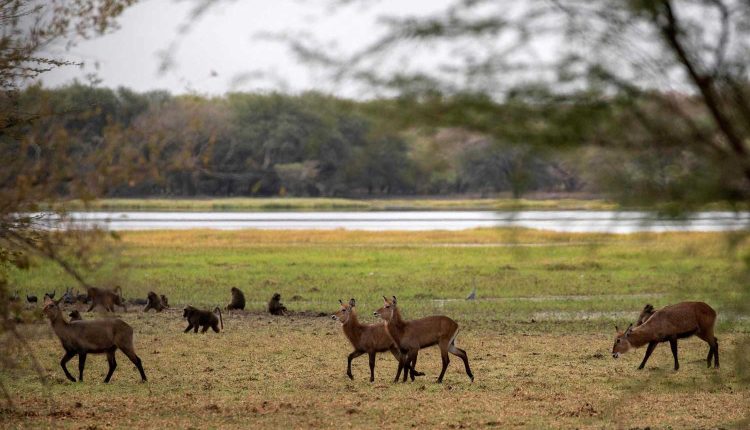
[42, 297, 147, 383]
[331, 298, 424, 382]
[612, 301, 718, 370]
[374, 296, 473, 383]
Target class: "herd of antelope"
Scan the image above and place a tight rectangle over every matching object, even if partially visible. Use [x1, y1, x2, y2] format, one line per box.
[34, 285, 719, 384]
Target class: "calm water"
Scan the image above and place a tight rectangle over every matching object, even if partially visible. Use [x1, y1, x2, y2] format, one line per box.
[37, 211, 750, 233]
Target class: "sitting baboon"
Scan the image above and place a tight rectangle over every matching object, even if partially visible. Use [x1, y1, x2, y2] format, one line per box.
[227, 287, 246, 311]
[68, 310, 82, 321]
[160, 295, 169, 308]
[636, 304, 656, 326]
[86, 286, 127, 312]
[75, 291, 90, 304]
[268, 293, 287, 316]
[61, 288, 76, 304]
[183, 306, 223, 333]
[143, 291, 167, 312]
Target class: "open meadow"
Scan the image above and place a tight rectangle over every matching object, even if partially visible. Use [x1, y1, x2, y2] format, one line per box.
[2, 229, 749, 429]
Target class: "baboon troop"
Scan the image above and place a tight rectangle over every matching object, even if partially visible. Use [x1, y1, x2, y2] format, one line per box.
[227, 287, 246, 311]
[86, 286, 127, 312]
[183, 306, 224, 333]
[143, 291, 168, 312]
[268, 293, 287, 315]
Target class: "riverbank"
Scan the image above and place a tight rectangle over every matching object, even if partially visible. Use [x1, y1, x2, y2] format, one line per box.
[61, 197, 618, 212]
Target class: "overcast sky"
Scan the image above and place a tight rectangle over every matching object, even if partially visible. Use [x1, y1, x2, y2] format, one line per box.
[36, 0, 456, 97]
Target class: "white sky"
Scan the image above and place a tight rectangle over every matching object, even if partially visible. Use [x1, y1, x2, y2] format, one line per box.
[36, 0, 456, 97]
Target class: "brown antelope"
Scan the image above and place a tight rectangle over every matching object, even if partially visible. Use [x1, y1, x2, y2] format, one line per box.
[374, 296, 473, 383]
[612, 301, 718, 370]
[331, 298, 424, 382]
[42, 297, 147, 383]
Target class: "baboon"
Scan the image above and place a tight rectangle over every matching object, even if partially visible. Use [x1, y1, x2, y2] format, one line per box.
[68, 310, 82, 321]
[86, 286, 127, 312]
[160, 295, 169, 308]
[268, 293, 287, 315]
[183, 306, 223, 333]
[636, 304, 656, 326]
[227, 287, 246, 311]
[143, 292, 167, 312]
[61, 288, 76, 304]
[75, 292, 90, 304]
[26, 294, 37, 303]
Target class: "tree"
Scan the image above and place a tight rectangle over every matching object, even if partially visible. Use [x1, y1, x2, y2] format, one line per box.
[0, 0, 137, 407]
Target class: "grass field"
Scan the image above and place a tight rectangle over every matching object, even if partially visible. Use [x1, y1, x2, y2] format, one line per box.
[2, 229, 749, 429]
[59, 197, 618, 212]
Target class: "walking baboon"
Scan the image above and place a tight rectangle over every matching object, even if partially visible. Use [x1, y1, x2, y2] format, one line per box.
[183, 306, 223, 333]
[227, 287, 246, 310]
[86, 286, 127, 312]
[68, 310, 82, 321]
[268, 293, 287, 315]
[143, 292, 167, 312]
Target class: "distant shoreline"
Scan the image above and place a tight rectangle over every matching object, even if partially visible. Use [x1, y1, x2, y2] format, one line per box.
[57, 197, 619, 212]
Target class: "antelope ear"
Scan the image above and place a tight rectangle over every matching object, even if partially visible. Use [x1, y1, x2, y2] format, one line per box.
[349, 298, 356, 307]
[392, 296, 397, 305]
[383, 295, 388, 303]
[615, 325, 619, 333]
[339, 299, 343, 305]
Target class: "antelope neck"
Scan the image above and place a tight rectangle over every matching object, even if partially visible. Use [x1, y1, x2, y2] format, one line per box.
[386, 307, 406, 344]
[342, 311, 363, 343]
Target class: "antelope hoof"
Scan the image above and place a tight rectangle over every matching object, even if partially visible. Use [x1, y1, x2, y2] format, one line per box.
[347, 373, 353, 380]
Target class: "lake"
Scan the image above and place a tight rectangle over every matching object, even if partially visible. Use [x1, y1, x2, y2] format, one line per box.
[38, 211, 750, 233]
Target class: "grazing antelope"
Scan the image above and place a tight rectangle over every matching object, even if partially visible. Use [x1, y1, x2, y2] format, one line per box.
[612, 301, 718, 370]
[374, 296, 473, 383]
[332, 298, 424, 382]
[42, 297, 147, 383]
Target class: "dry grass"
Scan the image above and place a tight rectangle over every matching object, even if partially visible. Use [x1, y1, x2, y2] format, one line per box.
[1, 311, 747, 429]
[3, 229, 749, 428]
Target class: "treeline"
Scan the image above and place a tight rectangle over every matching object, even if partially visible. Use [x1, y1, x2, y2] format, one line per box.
[11, 83, 590, 198]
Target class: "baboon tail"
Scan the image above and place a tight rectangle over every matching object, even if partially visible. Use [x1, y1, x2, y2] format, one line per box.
[215, 307, 223, 330]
